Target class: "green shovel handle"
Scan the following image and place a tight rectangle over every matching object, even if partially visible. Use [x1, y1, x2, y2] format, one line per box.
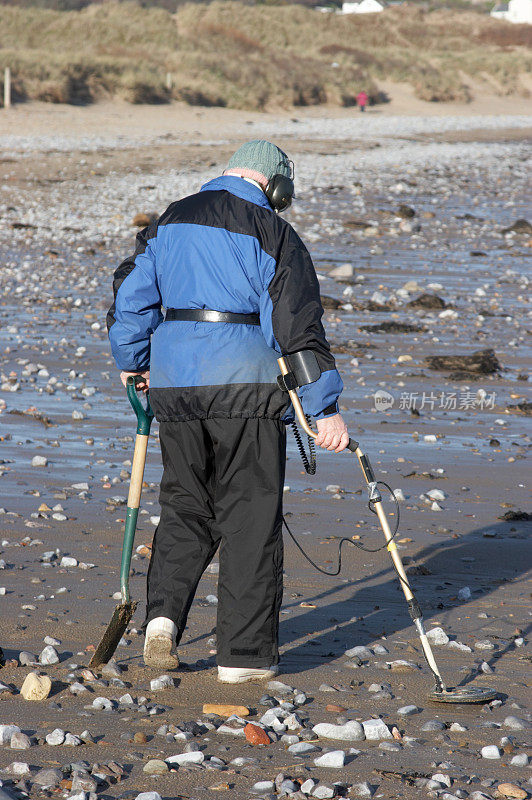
[126, 375, 154, 435]
[120, 377, 154, 604]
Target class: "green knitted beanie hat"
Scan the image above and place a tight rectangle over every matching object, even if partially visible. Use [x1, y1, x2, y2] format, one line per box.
[225, 140, 292, 184]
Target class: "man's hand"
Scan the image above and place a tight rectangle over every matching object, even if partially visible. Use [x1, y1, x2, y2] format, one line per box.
[315, 413, 349, 453]
[120, 370, 150, 393]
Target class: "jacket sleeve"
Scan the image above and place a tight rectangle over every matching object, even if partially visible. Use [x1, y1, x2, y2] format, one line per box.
[107, 224, 163, 372]
[259, 222, 343, 419]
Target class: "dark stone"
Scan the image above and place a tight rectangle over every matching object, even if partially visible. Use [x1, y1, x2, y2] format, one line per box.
[425, 348, 500, 375]
[360, 321, 425, 334]
[501, 218, 532, 235]
[407, 293, 446, 310]
[321, 295, 343, 310]
[397, 204, 416, 218]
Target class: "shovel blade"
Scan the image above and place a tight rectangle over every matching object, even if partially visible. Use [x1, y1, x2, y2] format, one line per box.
[89, 601, 137, 670]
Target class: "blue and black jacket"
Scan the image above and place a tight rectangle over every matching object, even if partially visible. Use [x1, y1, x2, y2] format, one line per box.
[107, 175, 343, 423]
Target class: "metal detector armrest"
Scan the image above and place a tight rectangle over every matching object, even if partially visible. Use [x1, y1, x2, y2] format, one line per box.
[277, 350, 321, 393]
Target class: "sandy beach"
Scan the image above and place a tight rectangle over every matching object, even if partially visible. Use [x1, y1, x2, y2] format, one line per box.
[0, 97, 530, 800]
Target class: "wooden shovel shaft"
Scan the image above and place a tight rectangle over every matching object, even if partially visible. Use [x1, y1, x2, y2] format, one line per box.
[121, 433, 149, 604]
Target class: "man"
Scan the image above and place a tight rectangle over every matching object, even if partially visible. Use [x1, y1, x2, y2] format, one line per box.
[107, 140, 349, 683]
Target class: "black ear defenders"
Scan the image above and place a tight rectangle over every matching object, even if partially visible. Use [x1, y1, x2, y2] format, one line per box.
[265, 159, 295, 212]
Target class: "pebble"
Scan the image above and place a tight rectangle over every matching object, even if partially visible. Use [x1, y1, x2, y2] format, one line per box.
[46, 727, 66, 745]
[19, 651, 38, 665]
[300, 779, 316, 794]
[312, 786, 335, 799]
[250, 780, 275, 793]
[244, 723, 271, 745]
[504, 716, 531, 730]
[313, 721, 364, 741]
[267, 680, 293, 694]
[65, 733, 82, 745]
[458, 586, 472, 601]
[288, 741, 320, 755]
[480, 744, 501, 759]
[20, 671, 52, 701]
[426, 626, 450, 645]
[143, 759, 169, 774]
[92, 696, 114, 710]
[31, 455, 48, 467]
[10, 732, 32, 750]
[9, 761, 30, 774]
[397, 705, 420, 716]
[344, 645, 372, 660]
[39, 645, 59, 664]
[150, 674, 174, 691]
[0, 725, 21, 745]
[362, 719, 392, 740]
[421, 720, 446, 732]
[510, 753, 529, 766]
[33, 767, 63, 787]
[496, 785, 528, 800]
[60, 556, 78, 567]
[166, 751, 205, 765]
[313, 750, 345, 768]
[351, 782, 374, 798]
[135, 794, 162, 800]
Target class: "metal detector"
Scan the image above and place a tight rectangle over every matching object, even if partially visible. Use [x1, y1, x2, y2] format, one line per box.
[278, 354, 497, 704]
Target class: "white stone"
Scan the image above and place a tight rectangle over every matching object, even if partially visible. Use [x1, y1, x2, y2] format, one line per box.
[330, 263, 354, 279]
[362, 719, 392, 740]
[424, 434, 437, 443]
[397, 705, 420, 716]
[10, 761, 31, 774]
[32, 455, 48, 467]
[426, 627, 449, 645]
[457, 586, 472, 601]
[150, 674, 174, 691]
[504, 716, 531, 730]
[312, 786, 335, 799]
[393, 488, 405, 503]
[39, 645, 59, 664]
[46, 728, 65, 745]
[60, 556, 78, 567]
[64, 733, 82, 745]
[288, 741, 319, 754]
[344, 645, 372, 660]
[510, 752, 529, 766]
[447, 640, 472, 652]
[250, 780, 275, 793]
[313, 721, 364, 741]
[0, 725, 21, 745]
[301, 779, 317, 794]
[432, 773, 452, 788]
[135, 794, 162, 800]
[313, 750, 345, 768]
[166, 751, 204, 765]
[351, 782, 374, 798]
[427, 489, 446, 501]
[480, 745, 501, 759]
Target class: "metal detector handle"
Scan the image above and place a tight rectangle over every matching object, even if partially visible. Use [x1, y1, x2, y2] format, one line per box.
[120, 376, 154, 604]
[126, 375, 154, 436]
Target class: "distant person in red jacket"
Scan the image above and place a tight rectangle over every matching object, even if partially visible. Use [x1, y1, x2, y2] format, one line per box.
[356, 90, 368, 112]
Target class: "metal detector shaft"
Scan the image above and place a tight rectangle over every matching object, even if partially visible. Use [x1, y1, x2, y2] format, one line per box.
[278, 356, 446, 692]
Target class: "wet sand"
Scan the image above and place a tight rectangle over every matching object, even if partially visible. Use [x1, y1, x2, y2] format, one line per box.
[0, 102, 531, 800]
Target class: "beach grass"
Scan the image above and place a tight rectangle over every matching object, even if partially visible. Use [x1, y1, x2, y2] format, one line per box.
[0, 1, 530, 108]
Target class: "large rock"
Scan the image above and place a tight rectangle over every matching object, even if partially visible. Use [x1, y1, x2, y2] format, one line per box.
[425, 627, 449, 645]
[313, 721, 364, 741]
[166, 751, 204, 766]
[143, 759, 169, 775]
[33, 767, 63, 787]
[10, 732, 32, 750]
[20, 671, 52, 701]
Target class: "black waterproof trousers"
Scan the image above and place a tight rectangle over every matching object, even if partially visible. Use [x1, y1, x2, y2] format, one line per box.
[146, 418, 286, 668]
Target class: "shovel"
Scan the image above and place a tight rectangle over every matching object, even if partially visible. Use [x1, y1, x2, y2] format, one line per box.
[89, 376, 154, 669]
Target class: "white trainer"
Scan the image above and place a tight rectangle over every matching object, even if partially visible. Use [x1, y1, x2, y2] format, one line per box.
[217, 665, 278, 683]
[144, 617, 179, 669]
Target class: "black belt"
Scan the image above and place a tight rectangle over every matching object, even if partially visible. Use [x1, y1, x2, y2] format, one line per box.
[165, 308, 260, 326]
